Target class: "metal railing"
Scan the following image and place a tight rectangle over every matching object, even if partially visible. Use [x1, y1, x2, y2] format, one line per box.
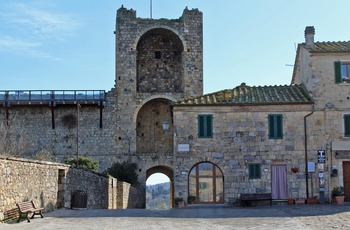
[0, 90, 105, 104]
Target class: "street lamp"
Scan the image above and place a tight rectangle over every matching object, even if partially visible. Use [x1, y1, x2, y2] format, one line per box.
[162, 120, 170, 131]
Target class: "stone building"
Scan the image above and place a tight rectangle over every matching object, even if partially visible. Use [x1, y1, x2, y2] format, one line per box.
[292, 26, 350, 202]
[1, 6, 350, 207]
[172, 84, 313, 203]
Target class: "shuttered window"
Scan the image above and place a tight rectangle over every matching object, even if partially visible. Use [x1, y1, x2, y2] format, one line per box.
[335, 61, 350, 83]
[198, 114, 213, 138]
[335, 61, 342, 83]
[268, 114, 283, 139]
[344, 114, 350, 137]
[249, 164, 261, 179]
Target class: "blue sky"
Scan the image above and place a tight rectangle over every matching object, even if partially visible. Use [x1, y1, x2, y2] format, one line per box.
[2, 1, 350, 184]
[2, 0, 350, 94]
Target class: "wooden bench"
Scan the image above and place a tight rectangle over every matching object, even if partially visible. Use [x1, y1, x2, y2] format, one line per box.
[240, 193, 272, 206]
[16, 200, 44, 222]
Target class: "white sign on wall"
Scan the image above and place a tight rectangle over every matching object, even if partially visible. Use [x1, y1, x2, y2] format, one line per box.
[308, 162, 315, 172]
[178, 144, 189, 152]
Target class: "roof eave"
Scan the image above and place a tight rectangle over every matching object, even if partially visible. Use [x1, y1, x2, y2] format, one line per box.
[173, 101, 314, 107]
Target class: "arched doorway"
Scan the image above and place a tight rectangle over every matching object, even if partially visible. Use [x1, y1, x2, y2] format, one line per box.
[146, 173, 170, 209]
[146, 166, 174, 207]
[188, 162, 224, 204]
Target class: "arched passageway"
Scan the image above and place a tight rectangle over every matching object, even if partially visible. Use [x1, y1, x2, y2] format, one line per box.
[146, 166, 174, 207]
[189, 162, 224, 204]
[136, 99, 173, 155]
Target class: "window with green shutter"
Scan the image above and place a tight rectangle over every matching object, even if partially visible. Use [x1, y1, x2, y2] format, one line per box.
[335, 61, 350, 84]
[268, 114, 283, 139]
[249, 164, 261, 179]
[344, 114, 350, 137]
[198, 114, 213, 138]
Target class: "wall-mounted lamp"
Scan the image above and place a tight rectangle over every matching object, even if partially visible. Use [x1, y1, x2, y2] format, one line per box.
[162, 120, 170, 131]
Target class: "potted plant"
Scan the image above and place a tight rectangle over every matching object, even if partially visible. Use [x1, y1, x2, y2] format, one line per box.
[175, 197, 185, 208]
[187, 195, 196, 204]
[306, 195, 317, 204]
[287, 198, 295, 205]
[332, 186, 345, 204]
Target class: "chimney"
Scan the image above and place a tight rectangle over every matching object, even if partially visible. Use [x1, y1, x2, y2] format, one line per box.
[304, 26, 315, 48]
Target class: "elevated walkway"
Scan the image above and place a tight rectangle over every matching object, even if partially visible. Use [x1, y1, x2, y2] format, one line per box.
[0, 90, 105, 106]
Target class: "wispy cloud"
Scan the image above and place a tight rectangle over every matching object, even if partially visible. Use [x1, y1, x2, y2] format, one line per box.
[8, 2, 79, 40]
[0, 36, 59, 60]
[0, 1, 79, 59]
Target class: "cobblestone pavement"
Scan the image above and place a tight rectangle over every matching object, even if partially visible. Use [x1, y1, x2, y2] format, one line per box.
[2, 203, 350, 230]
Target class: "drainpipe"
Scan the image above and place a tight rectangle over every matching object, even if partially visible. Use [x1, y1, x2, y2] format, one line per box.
[304, 105, 314, 198]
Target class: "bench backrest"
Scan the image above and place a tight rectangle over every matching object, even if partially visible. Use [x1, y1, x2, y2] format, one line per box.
[17, 201, 35, 211]
[240, 193, 271, 200]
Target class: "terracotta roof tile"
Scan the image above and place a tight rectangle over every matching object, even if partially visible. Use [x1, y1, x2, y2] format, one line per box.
[305, 41, 350, 53]
[174, 83, 313, 106]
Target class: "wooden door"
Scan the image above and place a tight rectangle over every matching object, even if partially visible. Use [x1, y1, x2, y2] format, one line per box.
[343, 161, 350, 202]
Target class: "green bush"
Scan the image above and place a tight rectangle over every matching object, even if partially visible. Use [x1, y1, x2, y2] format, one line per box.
[105, 161, 139, 186]
[64, 156, 99, 172]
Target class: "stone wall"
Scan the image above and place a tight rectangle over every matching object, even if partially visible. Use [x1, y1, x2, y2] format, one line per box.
[0, 90, 118, 173]
[117, 182, 145, 209]
[0, 157, 144, 222]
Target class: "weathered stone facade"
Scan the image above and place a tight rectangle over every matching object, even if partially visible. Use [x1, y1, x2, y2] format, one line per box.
[0, 157, 144, 222]
[172, 103, 313, 201]
[293, 27, 350, 201]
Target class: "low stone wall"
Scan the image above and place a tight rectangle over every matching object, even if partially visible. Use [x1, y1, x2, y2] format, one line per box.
[0, 157, 145, 222]
[117, 182, 145, 209]
[0, 157, 68, 222]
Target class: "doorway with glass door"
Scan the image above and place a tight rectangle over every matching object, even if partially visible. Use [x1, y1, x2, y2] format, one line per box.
[188, 162, 224, 204]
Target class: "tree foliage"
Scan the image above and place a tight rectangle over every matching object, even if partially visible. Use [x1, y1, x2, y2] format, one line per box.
[105, 161, 139, 186]
[65, 156, 100, 172]
[146, 182, 170, 209]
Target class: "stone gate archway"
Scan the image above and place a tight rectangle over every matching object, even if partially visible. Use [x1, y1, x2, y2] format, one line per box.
[146, 166, 174, 207]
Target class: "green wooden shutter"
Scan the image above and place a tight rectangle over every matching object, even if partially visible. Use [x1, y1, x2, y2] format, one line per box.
[269, 114, 283, 139]
[198, 115, 204, 137]
[207, 115, 213, 137]
[268, 115, 275, 138]
[198, 115, 213, 138]
[249, 164, 261, 179]
[344, 114, 350, 137]
[249, 164, 254, 179]
[256, 164, 261, 178]
[335, 61, 342, 83]
[276, 115, 283, 138]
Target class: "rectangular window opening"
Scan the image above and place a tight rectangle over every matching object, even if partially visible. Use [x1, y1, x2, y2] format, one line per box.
[198, 114, 213, 138]
[335, 61, 350, 83]
[249, 163, 261, 179]
[268, 114, 283, 139]
[155, 51, 161, 59]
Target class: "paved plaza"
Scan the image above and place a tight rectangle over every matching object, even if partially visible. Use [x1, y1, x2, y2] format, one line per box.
[2, 203, 350, 230]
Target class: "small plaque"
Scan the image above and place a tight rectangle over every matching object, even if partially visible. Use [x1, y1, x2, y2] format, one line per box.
[178, 144, 189, 152]
[308, 162, 315, 172]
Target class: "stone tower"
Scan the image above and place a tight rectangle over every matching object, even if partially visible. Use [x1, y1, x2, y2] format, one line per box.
[114, 6, 203, 167]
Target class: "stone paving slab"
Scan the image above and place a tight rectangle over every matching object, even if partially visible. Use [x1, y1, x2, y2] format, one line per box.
[2, 204, 350, 230]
